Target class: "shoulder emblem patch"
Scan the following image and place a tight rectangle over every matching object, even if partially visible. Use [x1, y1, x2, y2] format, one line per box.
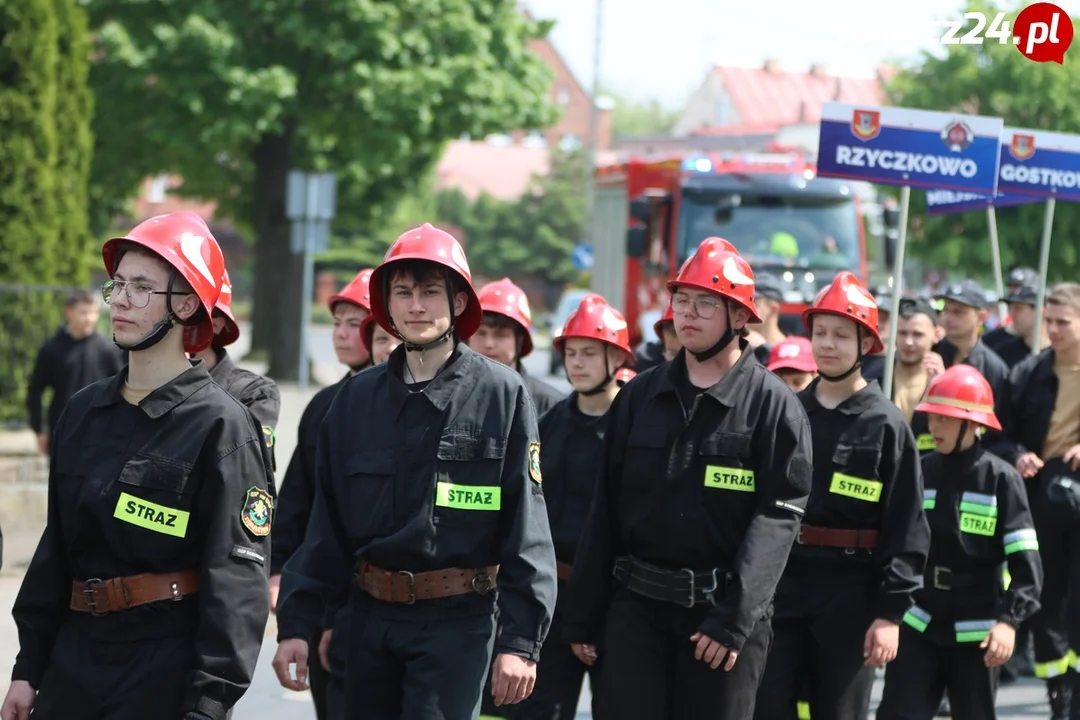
[262, 425, 275, 449]
[241, 486, 273, 537]
[528, 442, 542, 485]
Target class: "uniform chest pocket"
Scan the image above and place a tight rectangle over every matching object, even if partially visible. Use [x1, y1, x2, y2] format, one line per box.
[699, 433, 756, 494]
[113, 456, 195, 539]
[434, 435, 506, 519]
[342, 449, 397, 535]
[829, 444, 883, 503]
[624, 423, 668, 483]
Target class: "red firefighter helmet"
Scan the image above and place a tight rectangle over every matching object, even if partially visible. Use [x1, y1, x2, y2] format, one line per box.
[802, 272, 884, 354]
[213, 268, 241, 347]
[102, 211, 226, 353]
[766, 336, 817, 373]
[614, 368, 637, 386]
[477, 277, 534, 357]
[360, 314, 376, 354]
[916, 364, 1001, 431]
[369, 224, 481, 340]
[553, 293, 634, 358]
[667, 238, 761, 323]
[653, 305, 675, 338]
[329, 268, 374, 313]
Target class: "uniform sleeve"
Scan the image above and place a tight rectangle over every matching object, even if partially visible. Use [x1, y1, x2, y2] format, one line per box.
[241, 377, 281, 434]
[276, 404, 355, 643]
[25, 341, 51, 434]
[696, 392, 813, 653]
[492, 388, 557, 661]
[561, 388, 629, 645]
[182, 435, 272, 719]
[996, 466, 1043, 627]
[978, 356, 1011, 452]
[11, 411, 72, 686]
[269, 400, 321, 575]
[873, 422, 931, 622]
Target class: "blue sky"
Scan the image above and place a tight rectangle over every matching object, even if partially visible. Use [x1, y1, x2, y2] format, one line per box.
[525, 0, 1080, 108]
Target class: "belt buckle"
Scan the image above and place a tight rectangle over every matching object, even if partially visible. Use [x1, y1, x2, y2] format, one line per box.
[678, 568, 697, 608]
[471, 569, 495, 595]
[933, 566, 952, 591]
[795, 526, 804, 545]
[397, 571, 416, 605]
[83, 578, 107, 617]
[700, 569, 720, 607]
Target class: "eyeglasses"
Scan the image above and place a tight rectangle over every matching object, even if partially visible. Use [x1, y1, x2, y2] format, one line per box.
[101, 279, 190, 309]
[671, 293, 723, 319]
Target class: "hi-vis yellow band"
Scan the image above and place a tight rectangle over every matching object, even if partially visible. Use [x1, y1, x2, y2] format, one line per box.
[917, 433, 936, 451]
[704, 465, 755, 492]
[114, 492, 189, 538]
[961, 513, 997, 536]
[830, 473, 882, 502]
[436, 482, 501, 510]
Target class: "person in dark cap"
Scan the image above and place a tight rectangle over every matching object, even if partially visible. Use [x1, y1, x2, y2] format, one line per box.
[746, 271, 786, 364]
[933, 280, 1010, 408]
[860, 286, 894, 381]
[984, 283, 1044, 369]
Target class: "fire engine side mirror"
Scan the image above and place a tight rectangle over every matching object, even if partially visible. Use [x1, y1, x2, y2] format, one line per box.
[629, 198, 651, 223]
[626, 227, 648, 258]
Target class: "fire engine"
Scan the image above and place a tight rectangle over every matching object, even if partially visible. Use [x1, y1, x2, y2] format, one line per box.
[589, 151, 900, 346]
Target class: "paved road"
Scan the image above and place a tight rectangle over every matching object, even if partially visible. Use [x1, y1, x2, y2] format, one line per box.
[0, 333, 1054, 718]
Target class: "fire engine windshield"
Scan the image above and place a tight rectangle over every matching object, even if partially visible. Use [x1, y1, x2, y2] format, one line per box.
[678, 191, 860, 270]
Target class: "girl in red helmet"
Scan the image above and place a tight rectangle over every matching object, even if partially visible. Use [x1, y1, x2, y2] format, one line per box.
[3, 212, 275, 720]
[272, 224, 557, 720]
[563, 237, 813, 720]
[755, 271, 931, 720]
[512, 293, 634, 720]
[877, 365, 1043, 720]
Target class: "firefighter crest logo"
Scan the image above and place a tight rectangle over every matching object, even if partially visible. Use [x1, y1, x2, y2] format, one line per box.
[241, 486, 273, 537]
[941, 121, 974, 152]
[528, 442, 542, 485]
[1010, 133, 1035, 161]
[850, 110, 881, 141]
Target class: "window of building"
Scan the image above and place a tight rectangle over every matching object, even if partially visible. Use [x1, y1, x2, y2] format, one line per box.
[713, 94, 732, 126]
[559, 134, 582, 152]
[557, 86, 571, 105]
[523, 130, 548, 149]
[147, 175, 168, 203]
[485, 133, 512, 147]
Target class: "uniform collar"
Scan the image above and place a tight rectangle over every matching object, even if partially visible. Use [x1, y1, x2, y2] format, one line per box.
[386, 341, 478, 411]
[940, 440, 985, 469]
[92, 361, 215, 419]
[208, 347, 235, 382]
[800, 376, 884, 415]
[660, 340, 756, 408]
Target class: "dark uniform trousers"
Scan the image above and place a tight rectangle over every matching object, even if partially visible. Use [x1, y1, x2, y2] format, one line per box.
[1029, 475, 1080, 680]
[593, 588, 773, 720]
[877, 626, 998, 720]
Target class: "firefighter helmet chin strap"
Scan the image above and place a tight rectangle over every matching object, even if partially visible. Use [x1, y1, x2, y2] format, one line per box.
[954, 419, 971, 454]
[576, 353, 614, 396]
[690, 301, 737, 363]
[817, 325, 864, 383]
[113, 269, 194, 353]
[386, 268, 458, 357]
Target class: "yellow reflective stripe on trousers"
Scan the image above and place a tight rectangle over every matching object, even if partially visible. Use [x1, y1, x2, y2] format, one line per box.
[435, 482, 501, 510]
[703, 465, 755, 492]
[113, 492, 190, 538]
[1035, 650, 1077, 678]
[829, 473, 882, 502]
[797, 701, 811, 719]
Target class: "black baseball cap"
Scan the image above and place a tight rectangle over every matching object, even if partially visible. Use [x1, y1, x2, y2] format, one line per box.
[936, 280, 988, 310]
[754, 272, 784, 303]
[1004, 285, 1038, 306]
[897, 296, 938, 322]
[1008, 267, 1038, 288]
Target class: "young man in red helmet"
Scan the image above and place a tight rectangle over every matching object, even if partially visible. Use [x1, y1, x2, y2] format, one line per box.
[269, 267, 374, 720]
[513, 293, 634, 720]
[755, 271, 930, 720]
[876, 364, 1042, 720]
[563, 237, 814, 719]
[190, 268, 281, 460]
[1, 212, 274, 720]
[470, 277, 564, 415]
[272, 224, 557, 719]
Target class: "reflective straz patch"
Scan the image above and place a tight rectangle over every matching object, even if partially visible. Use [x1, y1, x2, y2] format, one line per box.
[528, 442, 542, 485]
[241, 486, 273, 537]
[114, 492, 189, 538]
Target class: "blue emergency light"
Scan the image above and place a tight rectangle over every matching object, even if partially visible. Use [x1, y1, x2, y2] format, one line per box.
[682, 156, 713, 173]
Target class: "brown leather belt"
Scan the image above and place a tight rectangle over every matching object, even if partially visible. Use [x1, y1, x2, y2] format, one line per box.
[70, 569, 200, 615]
[357, 561, 498, 604]
[556, 561, 574, 582]
[797, 525, 879, 549]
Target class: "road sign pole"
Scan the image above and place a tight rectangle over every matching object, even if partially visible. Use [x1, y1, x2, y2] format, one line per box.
[881, 185, 911, 401]
[298, 219, 315, 390]
[1031, 198, 1057, 354]
[986, 206, 1007, 322]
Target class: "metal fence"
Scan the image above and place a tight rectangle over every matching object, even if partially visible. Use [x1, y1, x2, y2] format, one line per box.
[0, 283, 89, 428]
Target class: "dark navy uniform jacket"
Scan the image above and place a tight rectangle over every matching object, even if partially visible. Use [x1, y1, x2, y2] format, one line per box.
[207, 347, 281, 468]
[12, 364, 274, 720]
[276, 343, 557, 661]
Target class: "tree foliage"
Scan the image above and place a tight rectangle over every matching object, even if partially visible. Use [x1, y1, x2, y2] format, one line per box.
[605, 88, 680, 138]
[0, 0, 94, 423]
[888, 0, 1080, 278]
[84, 0, 559, 379]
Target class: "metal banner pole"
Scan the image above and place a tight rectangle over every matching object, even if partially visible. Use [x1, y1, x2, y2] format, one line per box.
[986, 206, 1007, 322]
[882, 185, 912, 400]
[1030, 198, 1056, 354]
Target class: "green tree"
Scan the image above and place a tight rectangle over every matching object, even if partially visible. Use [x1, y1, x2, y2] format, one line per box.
[888, 0, 1080, 277]
[85, 0, 558, 380]
[605, 88, 679, 138]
